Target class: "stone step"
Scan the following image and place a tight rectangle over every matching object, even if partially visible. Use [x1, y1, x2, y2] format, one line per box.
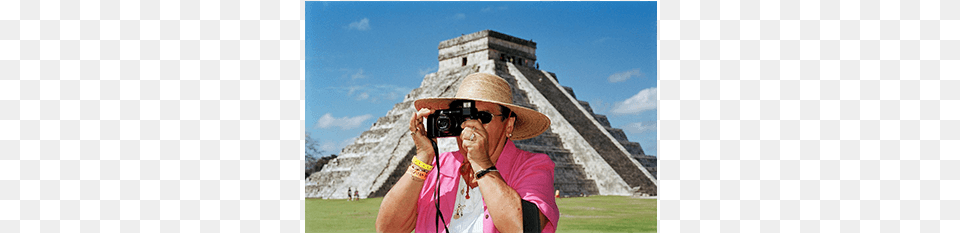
[620, 141, 646, 156]
[642, 167, 657, 179]
[578, 100, 594, 115]
[320, 156, 364, 169]
[515, 132, 563, 147]
[355, 128, 391, 144]
[369, 147, 418, 198]
[563, 86, 576, 99]
[518, 148, 580, 164]
[632, 155, 658, 178]
[341, 142, 378, 155]
[555, 180, 600, 196]
[530, 154, 578, 165]
[552, 162, 586, 170]
[305, 169, 352, 198]
[593, 114, 612, 128]
[387, 101, 419, 116]
[370, 114, 406, 129]
[604, 127, 629, 143]
[513, 144, 570, 155]
[555, 172, 592, 181]
[547, 72, 559, 81]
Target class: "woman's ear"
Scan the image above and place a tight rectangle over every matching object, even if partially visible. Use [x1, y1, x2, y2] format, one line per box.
[505, 116, 516, 138]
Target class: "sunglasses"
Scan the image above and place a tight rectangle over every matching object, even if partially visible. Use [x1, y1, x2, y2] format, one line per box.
[471, 111, 504, 124]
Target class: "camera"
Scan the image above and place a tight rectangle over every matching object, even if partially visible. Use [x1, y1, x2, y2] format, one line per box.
[425, 100, 481, 138]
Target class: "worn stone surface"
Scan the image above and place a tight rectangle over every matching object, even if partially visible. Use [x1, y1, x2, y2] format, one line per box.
[306, 30, 657, 199]
[439, 30, 537, 70]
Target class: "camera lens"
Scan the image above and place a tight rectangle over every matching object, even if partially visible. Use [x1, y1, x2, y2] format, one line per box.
[437, 116, 450, 130]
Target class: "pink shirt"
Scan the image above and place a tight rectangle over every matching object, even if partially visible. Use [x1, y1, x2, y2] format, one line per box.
[414, 140, 560, 233]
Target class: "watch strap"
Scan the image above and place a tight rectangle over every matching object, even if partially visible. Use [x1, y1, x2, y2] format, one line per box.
[475, 166, 498, 180]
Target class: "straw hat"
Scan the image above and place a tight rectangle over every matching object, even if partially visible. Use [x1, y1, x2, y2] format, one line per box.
[414, 73, 551, 141]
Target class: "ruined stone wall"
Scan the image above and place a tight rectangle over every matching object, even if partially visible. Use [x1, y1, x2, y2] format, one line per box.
[488, 37, 536, 60]
[439, 37, 489, 61]
[438, 30, 536, 50]
[439, 50, 489, 71]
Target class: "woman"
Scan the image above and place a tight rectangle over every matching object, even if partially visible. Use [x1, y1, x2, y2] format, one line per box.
[376, 73, 560, 232]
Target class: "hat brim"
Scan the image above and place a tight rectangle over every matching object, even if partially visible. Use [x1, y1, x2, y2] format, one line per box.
[414, 97, 550, 141]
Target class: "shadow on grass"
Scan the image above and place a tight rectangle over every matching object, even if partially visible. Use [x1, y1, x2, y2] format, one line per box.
[306, 196, 656, 233]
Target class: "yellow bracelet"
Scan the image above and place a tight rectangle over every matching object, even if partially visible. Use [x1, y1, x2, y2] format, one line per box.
[412, 156, 434, 171]
[408, 165, 428, 180]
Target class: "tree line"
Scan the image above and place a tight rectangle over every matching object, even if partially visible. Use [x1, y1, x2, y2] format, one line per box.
[305, 132, 338, 179]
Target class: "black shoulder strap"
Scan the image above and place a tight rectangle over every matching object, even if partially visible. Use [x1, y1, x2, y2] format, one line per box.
[521, 199, 542, 233]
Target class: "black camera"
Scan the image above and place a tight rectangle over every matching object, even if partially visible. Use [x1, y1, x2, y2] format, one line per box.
[425, 100, 482, 138]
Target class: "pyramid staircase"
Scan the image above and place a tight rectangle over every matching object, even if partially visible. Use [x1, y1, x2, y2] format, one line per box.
[565, 88, 657, 179]
[511, 64, 657, 196]
[513, 131, 599, 197]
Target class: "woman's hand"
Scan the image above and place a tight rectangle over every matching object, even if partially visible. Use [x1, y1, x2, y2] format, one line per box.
[409, 108, 437, 163]
[460, 119, 492, 166]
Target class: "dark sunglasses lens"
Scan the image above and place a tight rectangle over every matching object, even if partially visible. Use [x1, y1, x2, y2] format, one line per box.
[477, 112, 492, 123]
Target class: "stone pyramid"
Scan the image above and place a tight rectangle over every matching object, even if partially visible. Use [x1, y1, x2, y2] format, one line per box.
[306, 30, 657, 199]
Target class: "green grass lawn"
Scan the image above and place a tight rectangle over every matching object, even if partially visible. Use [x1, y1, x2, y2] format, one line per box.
[306, 196, 656, 233]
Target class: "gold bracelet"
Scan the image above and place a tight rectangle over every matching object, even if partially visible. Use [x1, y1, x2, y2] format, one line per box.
[408, 165, 427, 180]
[412, 156, 434, 171]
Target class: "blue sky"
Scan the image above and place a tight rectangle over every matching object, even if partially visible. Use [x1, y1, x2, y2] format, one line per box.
[306, 1, 658, 156]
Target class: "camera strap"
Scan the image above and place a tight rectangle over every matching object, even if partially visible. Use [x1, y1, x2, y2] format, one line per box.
[432, 140, 450, 233]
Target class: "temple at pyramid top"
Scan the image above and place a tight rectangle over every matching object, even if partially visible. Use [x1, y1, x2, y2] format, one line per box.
[438, 30, 538, 70]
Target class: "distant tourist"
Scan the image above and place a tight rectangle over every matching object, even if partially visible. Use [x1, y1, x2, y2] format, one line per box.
[555, 190, 560, 198]
[355, 190, 359, 200]
[348, 187, 352, 201]
[376, 73, 560, 232]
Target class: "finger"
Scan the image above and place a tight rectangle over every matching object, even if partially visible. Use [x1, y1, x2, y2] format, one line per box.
[461, 119, 478, 131]
[409, 112, 418, 130]
[416, 108, 434, 118]
[462, 120, 486, 138]
[460, 126, 473, 139]
[462, 125, 472, 135]
[471, 130, 484, 144]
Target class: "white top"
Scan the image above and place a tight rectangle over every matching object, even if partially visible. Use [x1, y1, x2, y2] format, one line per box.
[447, 176, 485, 233]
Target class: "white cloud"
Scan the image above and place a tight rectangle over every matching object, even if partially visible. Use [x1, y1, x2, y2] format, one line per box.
[624, 121, 657, 134]
[348, 18, 370, 31]
[612, 87, 657, 114]
[320, 141, 337, 152]
[454, 13, 466, 20]
[346, 85, 361, 96]
[330, 85, 413, 103]
[351, 68, 366, 79]
[314, 113, 373, 130]
[608, 68, 642, 83]
[482, 6, 508, 12]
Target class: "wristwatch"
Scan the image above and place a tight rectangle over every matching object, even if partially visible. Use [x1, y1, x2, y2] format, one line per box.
[475, 166, 498, 180]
